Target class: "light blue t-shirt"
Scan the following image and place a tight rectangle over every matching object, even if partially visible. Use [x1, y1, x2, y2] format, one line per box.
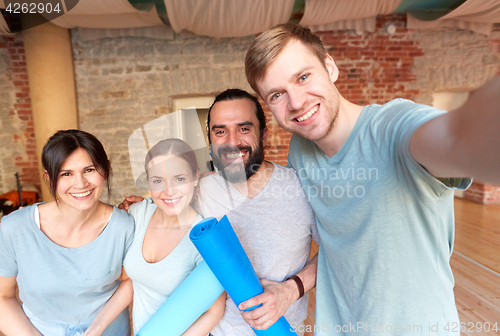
[0, 204, 135, 335]
[288, 99, 471, 335]
[124, 199, 203, 335]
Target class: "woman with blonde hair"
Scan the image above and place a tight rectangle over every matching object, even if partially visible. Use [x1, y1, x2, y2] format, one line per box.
[123, 138, 225, 335]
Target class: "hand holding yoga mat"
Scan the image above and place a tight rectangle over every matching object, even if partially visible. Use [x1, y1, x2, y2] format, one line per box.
[136, 260, 224, 336]
[189, 216, 297, 336]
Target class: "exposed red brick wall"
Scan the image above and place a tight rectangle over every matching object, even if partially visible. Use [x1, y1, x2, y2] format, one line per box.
[1, 36, 40, 190]
[263, 15, 422, 166]
[484, 184, 500, 204]
[319, 15, 421, 105]
[261, 96, 292, 166]
[2, 18, 498, 195]
[464, 181, 500, 205]
[465, 182, 485, 203]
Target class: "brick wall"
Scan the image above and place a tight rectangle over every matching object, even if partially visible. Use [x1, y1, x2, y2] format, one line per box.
[1, 16, 498, 205]
[262, 96, 292, 165]
[464, 181, 500, 204]
[71, 31, 255, 203]
[70, 17, 500, 205]
[317, 15, 422, 106]
[0, 35, 39, 196]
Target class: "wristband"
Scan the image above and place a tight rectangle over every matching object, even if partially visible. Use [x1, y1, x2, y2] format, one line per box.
[286, 274, 304, 300]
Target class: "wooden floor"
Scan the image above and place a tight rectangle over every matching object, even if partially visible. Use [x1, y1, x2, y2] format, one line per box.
[452, 198, 500, 336]
[454, 198, 500, 274]
[303, 197, 500, 336]
[1, 198, 498, 336]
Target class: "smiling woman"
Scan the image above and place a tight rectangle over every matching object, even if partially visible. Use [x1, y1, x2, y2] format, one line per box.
[0, 129, 135, 336]
[42, 130, 111, 204]
[122, 138, 226, 335]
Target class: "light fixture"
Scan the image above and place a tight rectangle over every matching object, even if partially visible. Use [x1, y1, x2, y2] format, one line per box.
[385, 23, 397, 35]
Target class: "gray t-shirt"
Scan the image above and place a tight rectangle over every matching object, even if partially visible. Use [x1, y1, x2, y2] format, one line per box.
[0, 204, 134, 335]
[123, 199, 203, 334]
[196, 162, 319, 336]
[288, 99, 472, 335]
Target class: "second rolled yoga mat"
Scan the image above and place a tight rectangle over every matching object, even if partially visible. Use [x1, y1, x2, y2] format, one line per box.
[136, 260, 224, 336]
[189, 216, 297, 336]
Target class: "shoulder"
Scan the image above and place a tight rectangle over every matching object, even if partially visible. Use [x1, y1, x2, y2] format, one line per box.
[266, 163, 315, 216]
[370, 99, 444, 124]
[380, 98, 415, 109]
[111, 206, 134, 222]
[289, 134, 314, 153]
[364, 99, 446, 143]
[192, 214, 204, 226]
[268, 162, 308, 199]
[127, 198, 154, 217]
[198, 173, 226, 196]
[373, 98, 419, 112]
[109, 206, 135, 232]
[288, 134, 316, 168]
[0, 204, 35, 234]
[199, 173, 222, 188]
[270, 162, 301, 183]
[127, 198, 156, 229]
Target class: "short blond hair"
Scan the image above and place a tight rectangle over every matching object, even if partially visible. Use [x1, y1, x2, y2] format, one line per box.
[245, 22, 328, 96]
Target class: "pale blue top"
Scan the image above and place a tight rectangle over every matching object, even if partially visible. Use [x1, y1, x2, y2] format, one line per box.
[0, 204, 134, 335]
[124, 198, 203, 335]
[288, 99, 471, 335]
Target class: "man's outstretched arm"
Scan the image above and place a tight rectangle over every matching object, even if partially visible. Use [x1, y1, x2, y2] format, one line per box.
[410, 76, 500, 185]
[239, 254, 318, 330]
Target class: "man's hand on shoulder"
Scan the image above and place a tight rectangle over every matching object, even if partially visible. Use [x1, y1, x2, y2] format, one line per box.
[239, 278, 298, 330]
[117, 195, 144, 211]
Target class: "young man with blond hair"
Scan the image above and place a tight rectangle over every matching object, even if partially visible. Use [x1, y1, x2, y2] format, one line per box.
[245, 22, 500, 334]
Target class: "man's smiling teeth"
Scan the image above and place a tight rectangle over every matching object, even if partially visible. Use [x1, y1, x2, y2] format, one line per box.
[225, 152, 244, 159]
[297, 106, 318, 122]
[71, 190, 93, 198]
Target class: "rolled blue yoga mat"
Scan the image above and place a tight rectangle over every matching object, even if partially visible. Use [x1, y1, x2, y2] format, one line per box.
[189, 216, 297, 336]
[136, 260, 224, 336]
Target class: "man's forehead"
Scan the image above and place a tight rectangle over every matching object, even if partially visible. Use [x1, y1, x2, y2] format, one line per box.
[257, 40, 323, 94]
[210, 98, 257, 125]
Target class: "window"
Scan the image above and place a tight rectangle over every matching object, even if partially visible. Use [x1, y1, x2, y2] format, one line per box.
[173, 96, 215, 172]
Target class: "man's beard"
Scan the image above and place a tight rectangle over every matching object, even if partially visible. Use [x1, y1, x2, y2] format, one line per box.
[211, 139, 265, 183]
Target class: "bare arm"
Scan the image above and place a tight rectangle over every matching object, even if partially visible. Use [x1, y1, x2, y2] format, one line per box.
[0, 276, 42, 336]
[239, 254, 318, 330]
[410, 76, 500, 185]
[84, 268, 133, 336]
[182, 292, 226, 336]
